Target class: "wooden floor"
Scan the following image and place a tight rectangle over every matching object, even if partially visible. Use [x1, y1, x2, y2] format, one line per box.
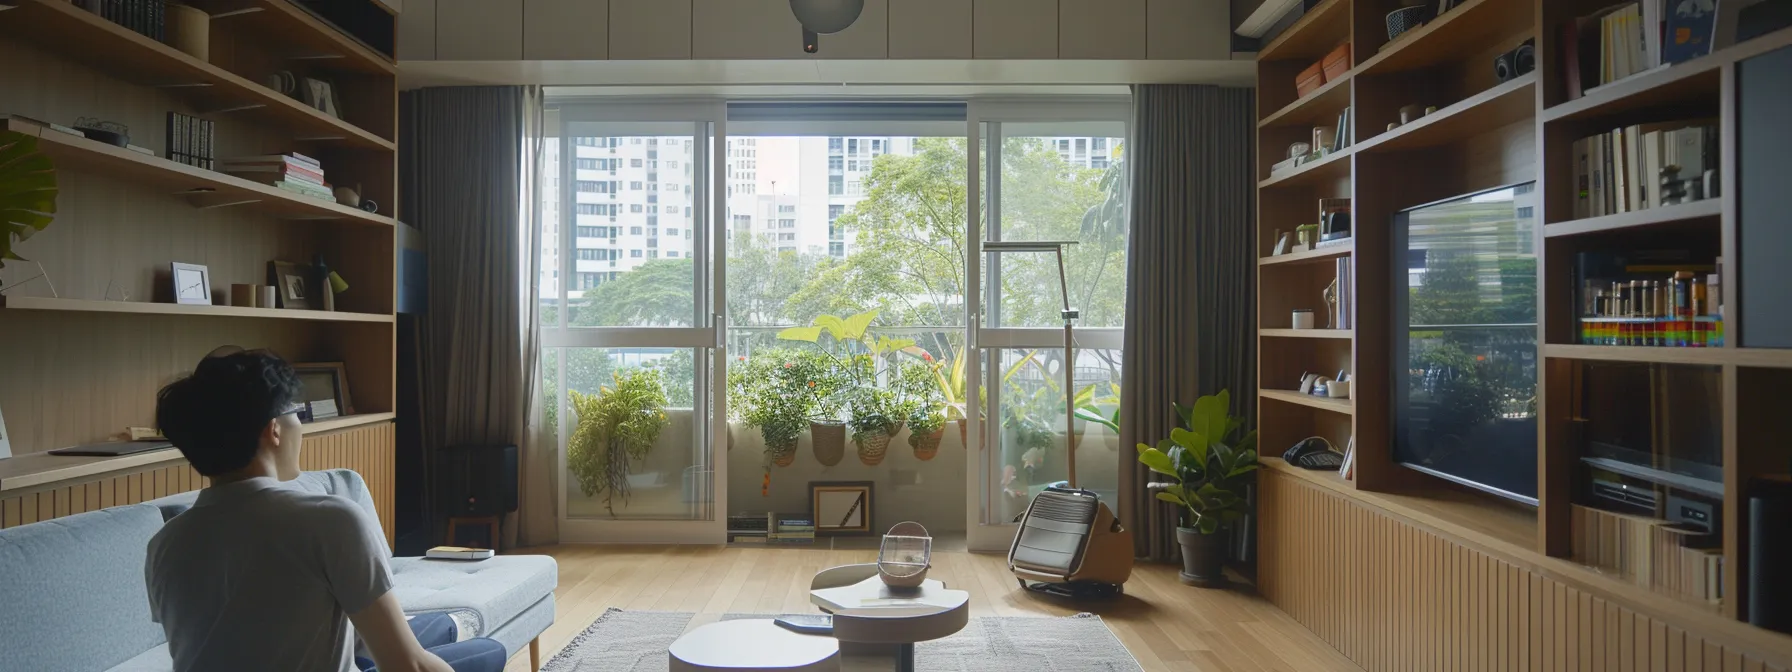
[501, 545, 1359, 672]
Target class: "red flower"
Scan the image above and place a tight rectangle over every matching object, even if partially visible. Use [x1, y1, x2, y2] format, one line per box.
[923, 353, 933, 362]
[784, 362, 794, 368]
[737, 356, 746, 362]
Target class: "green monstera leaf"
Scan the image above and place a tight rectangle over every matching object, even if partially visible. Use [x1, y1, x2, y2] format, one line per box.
[0, 132, 58, 271]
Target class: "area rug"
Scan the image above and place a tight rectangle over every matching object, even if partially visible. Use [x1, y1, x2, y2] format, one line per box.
[541, 608, 1143, 672]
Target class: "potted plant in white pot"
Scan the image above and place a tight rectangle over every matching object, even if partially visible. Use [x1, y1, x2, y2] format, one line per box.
[1136, 389, 1258, 587]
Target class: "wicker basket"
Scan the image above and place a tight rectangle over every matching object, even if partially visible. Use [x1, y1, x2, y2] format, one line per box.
[909, 426, 945, 461]
[855, 423, 903, 466]
[811, 421, 846, 466]
[766, 437, 798, 467]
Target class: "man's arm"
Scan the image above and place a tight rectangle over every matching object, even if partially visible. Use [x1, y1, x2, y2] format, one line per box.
[349, 592, 454, 672]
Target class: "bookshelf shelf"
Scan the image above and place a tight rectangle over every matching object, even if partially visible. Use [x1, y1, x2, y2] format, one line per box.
[1259, 147, 1352, 189]
[1356, 0, 1536, 77]
[302, 412, 400, 435]
[1261, 329, 1353, 340]
[1542, 344, 1734, 366]
[0, 296, 395, 324]
[181, 0, 396, 76]
[1355, 74, 1537, 154]
[1259, 72, 1352, 129]
[1543, 27, 1792, 125]
[1260, 242, 1352, 266]
[0, 0, 395, 151]
[1258, 0, 1349, 63]
[1543, 200, 1721, 238]
[1260, 389, 1354, 415]
[6, 118, 395, 227]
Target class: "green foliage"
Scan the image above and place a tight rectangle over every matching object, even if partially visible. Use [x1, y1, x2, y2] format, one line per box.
[1136, 390, 1259, 535]
[0, 132, 58, 274]
[728, 348, 812, 450]
[1073, 382, 1122, 433]
[898, 360, 946, 436]
[573, 259, 694, 327]
[567, 369, 670, 517]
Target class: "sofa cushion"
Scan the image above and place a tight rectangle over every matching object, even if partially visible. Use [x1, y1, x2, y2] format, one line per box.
[146, 469, 387, 555]
[389, 555, 558, 637]
[104, 643, 170, 672]
[0, 504, 167, 672]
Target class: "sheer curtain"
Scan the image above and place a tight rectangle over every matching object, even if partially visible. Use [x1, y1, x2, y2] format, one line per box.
[515, 88, 555, 548]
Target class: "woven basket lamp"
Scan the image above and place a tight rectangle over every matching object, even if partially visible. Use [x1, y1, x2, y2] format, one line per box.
[878, 521, 932, 589]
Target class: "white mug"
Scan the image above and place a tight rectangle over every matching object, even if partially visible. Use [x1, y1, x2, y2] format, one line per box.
[1327, 380, 1351, 399]
[1292, 310, 1316, 330]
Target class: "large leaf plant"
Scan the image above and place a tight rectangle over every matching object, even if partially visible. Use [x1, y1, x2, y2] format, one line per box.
[0, 132, 58, 281]
[1135, 390, 1259, 535]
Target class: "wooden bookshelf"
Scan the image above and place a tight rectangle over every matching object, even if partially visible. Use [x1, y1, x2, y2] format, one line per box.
[5, 118, 395, 227]
[1542, 199, 1721, 237]
[1353, 73, 1537, 153]
[0, 0, 398, 507]
[1259, 0, 1350, 63]
[1258, 148, 1352, 189]
[1542, 27, 1792, 122]
[1354, 0, 1536, 75]
[1260, 389, 1354, 415]
[1260, 329, 1353, 340]
[1259, 73, 1353, 130]
[1259, 242, 1352, 266]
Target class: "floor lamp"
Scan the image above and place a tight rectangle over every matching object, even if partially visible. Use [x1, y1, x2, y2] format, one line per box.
[982, 240, 1081, 488]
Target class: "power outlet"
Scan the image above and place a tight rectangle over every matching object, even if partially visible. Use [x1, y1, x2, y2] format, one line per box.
[892, 469, 922, 486]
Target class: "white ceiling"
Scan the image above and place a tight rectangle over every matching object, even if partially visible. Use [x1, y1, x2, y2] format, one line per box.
[397, 58, 1258, 91]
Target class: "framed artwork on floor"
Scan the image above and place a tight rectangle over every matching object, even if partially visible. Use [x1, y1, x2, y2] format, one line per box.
[810, 481, 874, 536]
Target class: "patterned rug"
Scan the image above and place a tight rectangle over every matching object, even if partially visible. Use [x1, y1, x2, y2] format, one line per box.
[542, 608, 1144, 672]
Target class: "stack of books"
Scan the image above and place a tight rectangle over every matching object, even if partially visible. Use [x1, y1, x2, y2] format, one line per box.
[770, 515, 815, 546]
[1570, 120, 1717, 218]
[220, 153, 334, 202]
[1562, 1, 1719, 100]
[80, 0, 166, 41]
[726, 513, 770, 544]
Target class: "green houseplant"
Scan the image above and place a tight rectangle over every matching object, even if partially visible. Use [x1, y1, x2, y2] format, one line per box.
[1, 132, 57, 280]
[1136, 389, 1259, 587]
[1074, 382, 1123, 450]
[899, 358, 947, 460]
[778, 309, 916, 465]
[732, 349, 811, 467]
[568, 369, 671, 518]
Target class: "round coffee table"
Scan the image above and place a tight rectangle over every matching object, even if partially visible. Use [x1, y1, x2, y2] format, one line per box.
[668, 619, 840, 671]
[809, 576, 970, 672]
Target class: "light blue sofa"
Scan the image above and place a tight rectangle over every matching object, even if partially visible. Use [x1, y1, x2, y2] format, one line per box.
[0, 470, 557, 672]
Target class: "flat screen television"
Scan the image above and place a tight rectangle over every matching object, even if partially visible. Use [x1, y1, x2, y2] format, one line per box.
[1391, 183, 1540, 504]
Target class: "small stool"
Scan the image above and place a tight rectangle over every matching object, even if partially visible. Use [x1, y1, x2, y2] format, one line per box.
[447, 515, 501, 550]
[669, 619, 838, 671]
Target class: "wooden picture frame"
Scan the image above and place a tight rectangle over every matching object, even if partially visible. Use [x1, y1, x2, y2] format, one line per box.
[269, 260, 312, 310]
[293, 361, 353, 418]
[300, 77, 341, 119]
[169, 262, 211, 305]
[810, 481, 874, 536]
[0, 403, 11, 459]
[1272, 231, 1291, 256]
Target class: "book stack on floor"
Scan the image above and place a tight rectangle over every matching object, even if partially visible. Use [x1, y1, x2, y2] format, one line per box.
[220, 153, 334, 202]
[771, 514, 815, 546]
[726, 512, 770, 544]
[1570, 119, 1717, 218]
[1561, 1, 1719, 100]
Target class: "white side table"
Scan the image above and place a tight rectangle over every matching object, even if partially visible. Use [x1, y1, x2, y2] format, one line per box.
[809, 576, 970, 672]
[668, 619, 840, 671]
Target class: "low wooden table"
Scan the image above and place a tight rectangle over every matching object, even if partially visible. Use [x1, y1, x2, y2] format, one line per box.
[668, 619, 839, 671]
[809, 576, 970, 672]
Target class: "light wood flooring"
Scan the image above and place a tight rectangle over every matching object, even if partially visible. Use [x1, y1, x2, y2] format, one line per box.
[501, 544, 1359, 672]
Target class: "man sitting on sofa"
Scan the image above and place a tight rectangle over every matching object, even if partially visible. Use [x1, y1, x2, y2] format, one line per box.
[147, 348, 507, 672]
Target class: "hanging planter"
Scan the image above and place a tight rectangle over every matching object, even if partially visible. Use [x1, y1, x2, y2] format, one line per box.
[908, 425, 945, 461]
[854, 423, 902, 466]
[811, 421, 847, 466]
[766, 437, 798, 468]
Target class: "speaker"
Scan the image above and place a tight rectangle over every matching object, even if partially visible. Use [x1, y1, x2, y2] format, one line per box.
[1748, 477, 1792, 634]
[438, 444, 518, 517]
[1495, 39, 1536, 83]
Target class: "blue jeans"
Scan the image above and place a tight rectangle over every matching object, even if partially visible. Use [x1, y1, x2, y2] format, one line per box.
[356, 613, 508, 672]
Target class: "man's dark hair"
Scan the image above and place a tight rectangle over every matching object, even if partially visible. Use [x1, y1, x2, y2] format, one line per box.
[156, 350, 304, 476]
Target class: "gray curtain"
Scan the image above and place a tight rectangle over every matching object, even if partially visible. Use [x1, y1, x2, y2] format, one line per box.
[399, 86, 544, 548]
[1118, 85, 1257, 561]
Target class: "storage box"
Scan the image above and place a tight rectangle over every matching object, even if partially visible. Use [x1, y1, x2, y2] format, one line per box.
[1321, 42, 1352, 82]
[1295, 61, 1327, 97]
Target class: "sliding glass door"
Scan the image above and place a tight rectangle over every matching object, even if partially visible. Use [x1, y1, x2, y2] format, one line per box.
[540, 102, 728, 543]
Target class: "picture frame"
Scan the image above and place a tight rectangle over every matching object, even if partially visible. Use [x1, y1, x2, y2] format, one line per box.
[269, 260, 312, 310]
[292, 362, 354, 419]
[169, 262, 211, 305]
[1272, 231, 1291, 256]
[810, 481, 874, 536]
[300, 77, 341, 119]
[0, 403, 12, 459]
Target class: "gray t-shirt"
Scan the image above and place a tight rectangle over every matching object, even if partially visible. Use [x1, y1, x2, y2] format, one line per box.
[146, 477, 394, 672]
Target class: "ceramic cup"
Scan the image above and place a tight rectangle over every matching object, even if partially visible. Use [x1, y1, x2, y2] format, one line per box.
[1399, 104, 1424, 125]
[1292, 309, 1316, 330]
[260, 286, 278, 308]
[1327, 380, 1351, 399]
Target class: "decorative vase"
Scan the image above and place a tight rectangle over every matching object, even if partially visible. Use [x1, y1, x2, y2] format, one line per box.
[909, 426, 945, 461]
[766, 437, 797, 468]
[811, 421, 846, 466]
[855, 423, 902, 466]
[1176, 526, 1229, 587]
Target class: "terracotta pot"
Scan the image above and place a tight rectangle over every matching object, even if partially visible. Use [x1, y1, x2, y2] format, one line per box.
[909, 426, 945, 461]
[810, 421, 846, 466]
[855, 422, 902, 466]
[956, 417, 968, 447]
[766, 438, 797, 468]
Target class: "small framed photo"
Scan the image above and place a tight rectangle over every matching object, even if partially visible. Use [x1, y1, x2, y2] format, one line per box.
[170, 262, 212, 305]
[0, 403, 12, 459]
[810, 481, 874, 536]
[1272, 231, 1291, 256]
[293, 362, 354, 418]
[269, 261, 312, 310]
[300, 77, 341, 119]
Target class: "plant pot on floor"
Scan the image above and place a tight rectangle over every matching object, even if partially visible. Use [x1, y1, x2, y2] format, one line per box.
[909, 426, 945, 461]
[766, 437, 798, 468]
[811, 421, 846, 466]
[855, 423, 903, 466]
[1176, 526, 1228, 587]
